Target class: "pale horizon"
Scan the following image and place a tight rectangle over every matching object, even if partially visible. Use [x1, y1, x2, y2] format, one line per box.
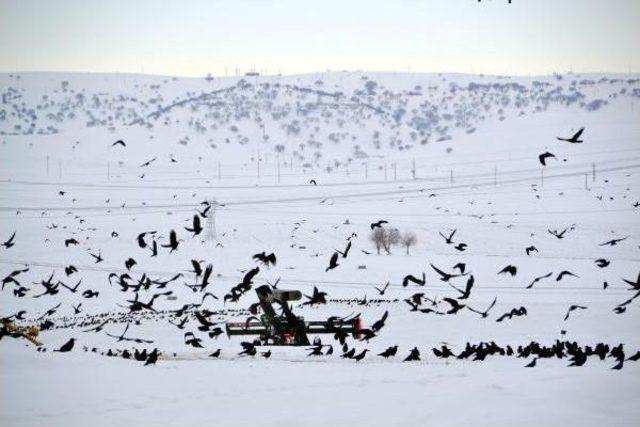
[1, 0, 639, 77]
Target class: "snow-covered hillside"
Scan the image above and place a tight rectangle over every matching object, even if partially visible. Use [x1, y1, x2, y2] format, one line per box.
[1, 71, 639, 427]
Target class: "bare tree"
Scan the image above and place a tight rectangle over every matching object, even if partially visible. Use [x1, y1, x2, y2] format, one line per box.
[383, 228, 401, 254]
[370, 227, 386, 255]
[401, 231, 418, 255]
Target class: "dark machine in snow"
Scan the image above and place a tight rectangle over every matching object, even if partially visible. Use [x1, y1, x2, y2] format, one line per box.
[225, 285, 362, 345]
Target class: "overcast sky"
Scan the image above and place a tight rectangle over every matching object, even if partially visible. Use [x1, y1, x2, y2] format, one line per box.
[1, 0, 638, 76]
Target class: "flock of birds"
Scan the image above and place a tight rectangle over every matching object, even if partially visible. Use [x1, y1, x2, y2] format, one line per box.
[2, 128, 639, 369]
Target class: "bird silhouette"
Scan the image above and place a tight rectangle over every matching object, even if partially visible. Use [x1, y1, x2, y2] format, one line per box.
[498, 265, 517, 276]
[556, 270, 578, 281]
[161, 230, 181, 253]
[378, 345, 398, 358]
[557, 127, 584, 143]
[438, 229, 456, 244]
[467, 297, 498, 318]
[538, 152, 556, 166]
[402, 272, 426, 287]
[373, 281, 390, 295]
[325, 252, 339, 272]
[54, 338, 75, 352]
[525, 246, 538, 256]
[404, 347, 421, 361]
[112, 140, 126, 147]
[253, 251, 277, 267]
[594, 258, 610, 268]
[185, 215, 203, 237]
[564, 305, 587, 321]
[430, 263, 466, 282]
[599, 237, 627, 246]
[1, 231, 16, 249]
[527, 272, 553, 289]
[370, 220, 389, 230]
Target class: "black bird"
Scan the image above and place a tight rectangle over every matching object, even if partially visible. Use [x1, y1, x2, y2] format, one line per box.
[557, 127, 584, 143]
[548, 228, 568, 239]
[309, 179, 317, 186]
[139, 157, 157, 167]
[496, 306, 527, 322]
[525, 358, 537, 368]
[370, 220, 389, 230]
[184, 332, 204, 348]
[454, 243, 467, 252]
[556, 270, 578, 281]
[378, 345, 398, 358]
[442, 298, 466, 314]
[371, 311, 388, 332]
[353, 349, 369, 362]
[150, 240, 158, 257]
[303, 286, 328, 306]
[336, 240, 352, 258]
[54, 338, 75, 352]
[452, 262, 466, 274]
[161, 230, 181, 253]
[594, 258, 610, 268]
[125, 258, 137, 270]
[498, 265, 517, 276]
[112, 140, 126, 147]
[467, 297, 498, 318]
[373, 281, 390, 295]
[82, 289, 99, 298]
[527, 272, 553, 289]
[402, 273, 426, 287]
[65, 238, 80, 247]
[404, 347, 421, 361]
[190, 259, 204, 277]
[622, 272, 640, 290]
[438, 229, 456, 244]
[457, 275, 475, 300]
[564, 305, 587, 321]
[239, 341, 257, 357]
[89, 250, 103, 263]
[65, 265, 78, 276]
[430, 263, 466, 282]
[599, 237, 627, 246]
[325, 252, 339, 272]
[137, 231, 156, 248]
[145, 349, 159, 366]
[525, 246, 538, 256]
[59, 279, 82, 293]
[253, 252, 277, 267]
[2, 231, 16, 249]
[209, 349, 222, 358]
[538, 152, 556, 166]
[185, 215, 203, 237]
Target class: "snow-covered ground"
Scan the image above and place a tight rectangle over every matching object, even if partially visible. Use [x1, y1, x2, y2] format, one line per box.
[1, 71, 639, 427]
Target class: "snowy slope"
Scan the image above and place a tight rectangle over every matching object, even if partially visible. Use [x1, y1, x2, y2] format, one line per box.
[1, 71, 639, 427]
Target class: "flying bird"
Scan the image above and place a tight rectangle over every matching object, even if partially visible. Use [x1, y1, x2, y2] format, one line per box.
[557, 127, 584, 143]
[538, 152, 556, 166]
[2, 231, 16, 249]
[370, 220, 389, 230]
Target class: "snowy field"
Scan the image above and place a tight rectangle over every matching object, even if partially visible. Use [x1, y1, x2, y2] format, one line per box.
[1, 71, 640, 426]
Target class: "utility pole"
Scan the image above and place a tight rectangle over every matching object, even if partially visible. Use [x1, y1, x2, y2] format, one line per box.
[450, 169, 453, 185]
[592, 162, 596, 182]
[412, 158, 416, 179]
